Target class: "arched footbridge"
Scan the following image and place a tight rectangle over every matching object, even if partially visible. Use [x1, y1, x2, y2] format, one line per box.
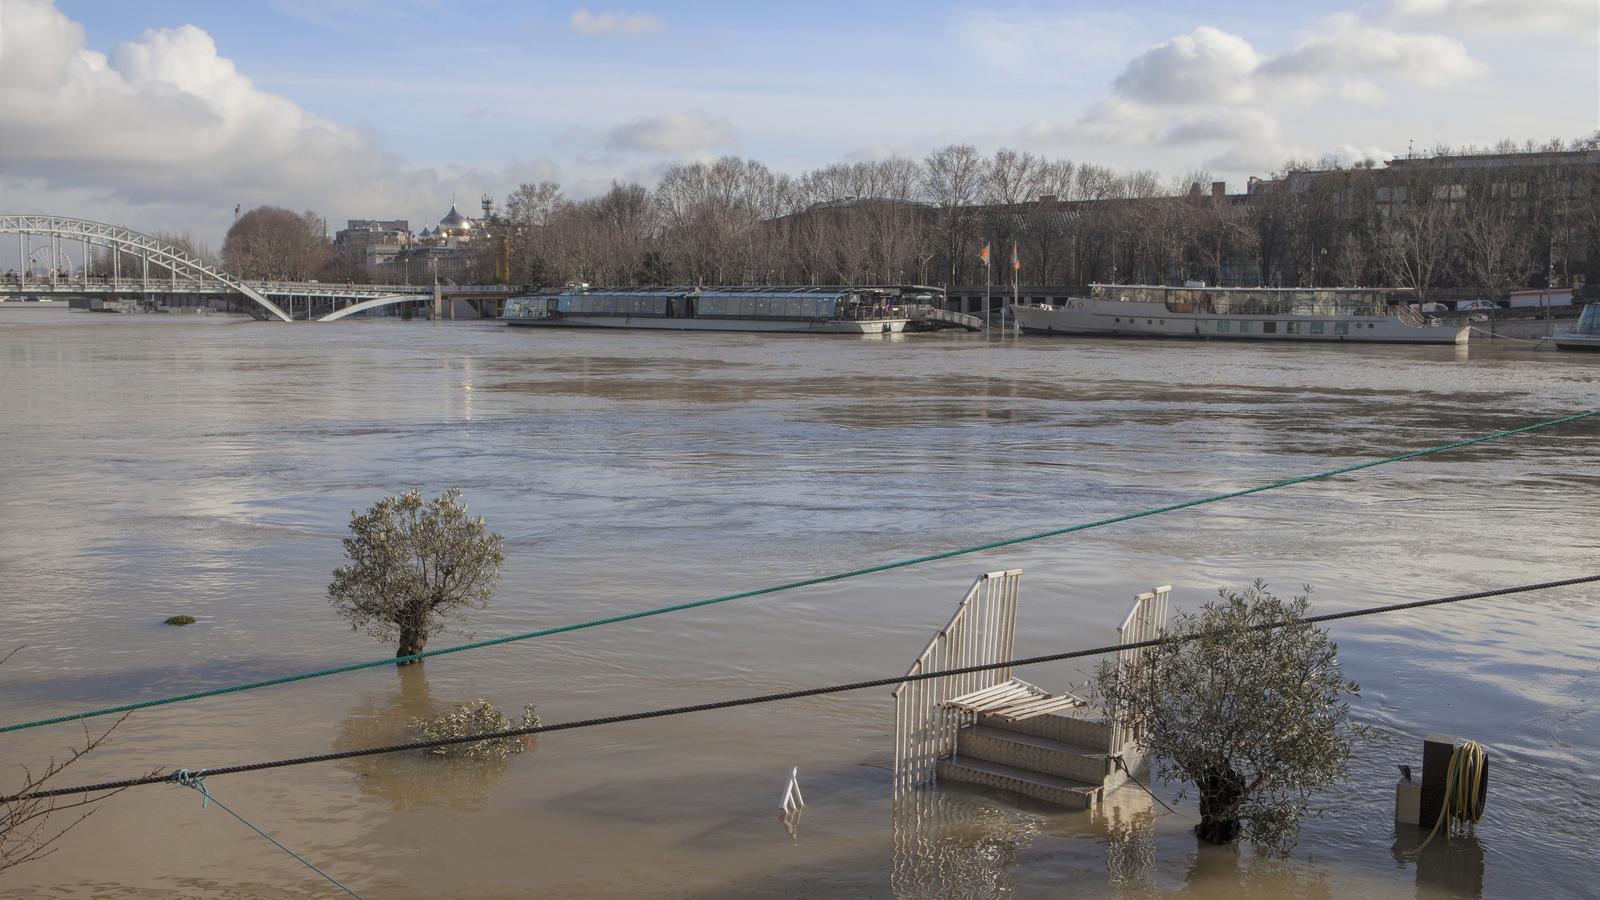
[0, 215, 511, 321]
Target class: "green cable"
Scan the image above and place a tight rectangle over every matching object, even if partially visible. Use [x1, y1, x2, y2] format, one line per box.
[3, 407, 1594, 735]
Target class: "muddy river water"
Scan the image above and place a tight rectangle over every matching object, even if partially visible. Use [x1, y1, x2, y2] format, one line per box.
[0, 308, 1596, 898]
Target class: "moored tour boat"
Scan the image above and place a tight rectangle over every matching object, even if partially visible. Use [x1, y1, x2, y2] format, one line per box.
[504, 286, 938, 334]
[1013, 284, 1468, 345]
[1552, 303, 1600, 351]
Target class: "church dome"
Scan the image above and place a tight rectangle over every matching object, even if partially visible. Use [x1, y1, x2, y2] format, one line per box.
[439, 204, 472, 231]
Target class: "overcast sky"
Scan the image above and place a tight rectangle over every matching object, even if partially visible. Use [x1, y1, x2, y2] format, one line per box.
[2, 0, 1596, 247]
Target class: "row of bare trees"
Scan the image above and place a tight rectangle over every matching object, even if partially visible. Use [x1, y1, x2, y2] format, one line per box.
[477, 135, 1596, 299]
[97, 136, 1586, 297]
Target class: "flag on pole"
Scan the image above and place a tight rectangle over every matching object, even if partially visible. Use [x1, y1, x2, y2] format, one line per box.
[1011, 241, 1020, 272]
[979, 243, 991, 266]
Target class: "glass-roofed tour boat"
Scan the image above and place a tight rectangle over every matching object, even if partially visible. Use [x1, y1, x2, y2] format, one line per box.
[1012, 284, 1468, 344]
[1553, 302, 1600, 351]
[503, 286, 940, 334]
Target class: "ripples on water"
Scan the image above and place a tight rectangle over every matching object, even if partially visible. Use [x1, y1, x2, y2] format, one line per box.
[0, 309, 1595, 898]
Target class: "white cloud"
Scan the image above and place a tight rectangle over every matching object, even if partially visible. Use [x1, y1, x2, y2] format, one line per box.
[1202, 142, 1312, 175]
[1025, 98, 1160, 145]
[1113, 27, 1261, 105]
[1339, 79, 1388, 105]
[1258, 14, 1484, 87]
[604, 111, 735, 153]
[1029, 11, 1490, 175]
[1329, 143, 1393, 165]
[1386, 0, 1599, 35]
[0, 0, 557, 244]
[1160, 109, 1280, 146]
[570, 8, 663, 37]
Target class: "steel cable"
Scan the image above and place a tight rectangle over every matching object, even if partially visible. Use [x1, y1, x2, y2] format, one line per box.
[6, 573, 1595, 804]
[3, 407, 1593, 736]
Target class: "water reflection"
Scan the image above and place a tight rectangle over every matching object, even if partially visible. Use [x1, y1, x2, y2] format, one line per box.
[1178, 846, 1336, 899]
[1096, 790, 1158, 896]
[1391, 828, 1484, 899]
[890, 789, 1043, 898]
[332, 666, 533, 812]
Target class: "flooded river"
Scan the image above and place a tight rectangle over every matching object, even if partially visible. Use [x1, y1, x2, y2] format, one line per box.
[0, 308, 1596, 899]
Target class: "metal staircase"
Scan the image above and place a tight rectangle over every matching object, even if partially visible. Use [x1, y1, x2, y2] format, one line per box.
[893, 572, 1169, 810]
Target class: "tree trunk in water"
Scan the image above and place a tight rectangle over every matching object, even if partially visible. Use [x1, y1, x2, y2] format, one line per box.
[396, 627, 428, 665]
[1195, 768, 1244, 844]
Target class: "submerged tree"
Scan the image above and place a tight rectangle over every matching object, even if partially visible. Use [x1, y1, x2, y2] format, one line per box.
[1096, 582, 1359, 854]
[328, 489, 505, 664]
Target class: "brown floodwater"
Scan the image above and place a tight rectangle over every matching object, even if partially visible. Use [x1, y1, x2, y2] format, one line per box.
[0, 307, 1595, 899]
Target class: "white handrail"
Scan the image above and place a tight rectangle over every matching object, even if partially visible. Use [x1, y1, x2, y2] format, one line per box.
[892, 569, 1022, 793]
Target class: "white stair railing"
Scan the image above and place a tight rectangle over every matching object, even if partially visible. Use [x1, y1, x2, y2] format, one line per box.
[1108, 585, 1170, 762]
[892, 569, 1022, 793]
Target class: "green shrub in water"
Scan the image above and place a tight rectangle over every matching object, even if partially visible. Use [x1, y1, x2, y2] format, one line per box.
[411, 699, 539, 759]
[163, 615, 196, 626]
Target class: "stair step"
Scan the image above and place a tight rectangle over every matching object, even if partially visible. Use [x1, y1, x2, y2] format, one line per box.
[958, 724, 1110, 784]
[976, 710, 1112, 749]
[964, 724, 1105, 758]
[937, 758, 1103, 810]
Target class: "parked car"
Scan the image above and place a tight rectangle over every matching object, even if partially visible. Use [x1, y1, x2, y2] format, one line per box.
[1419, 302, 1450, 314]
[1458, 300, 1499, 311]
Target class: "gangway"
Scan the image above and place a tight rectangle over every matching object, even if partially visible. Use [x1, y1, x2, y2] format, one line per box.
[911, 306, 987, 331]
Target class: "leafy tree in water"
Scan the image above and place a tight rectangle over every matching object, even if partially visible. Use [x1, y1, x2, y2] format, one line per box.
[1096, 581, 1360, 854]
[328, 489, 505, 664]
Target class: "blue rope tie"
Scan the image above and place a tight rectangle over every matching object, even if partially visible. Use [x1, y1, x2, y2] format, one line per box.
[171, 770, 364, 899]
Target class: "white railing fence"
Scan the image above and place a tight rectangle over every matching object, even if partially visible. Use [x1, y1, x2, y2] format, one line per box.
[1108, 585, 1170, 762]
[892, 569, 1022, 794]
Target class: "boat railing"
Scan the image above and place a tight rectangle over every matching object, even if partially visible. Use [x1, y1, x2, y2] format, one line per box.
[1394, 304, 1425, 326]
[1159, 296, 1400, 318]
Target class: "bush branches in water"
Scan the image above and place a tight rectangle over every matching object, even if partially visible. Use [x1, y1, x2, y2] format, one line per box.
[1095, 581, 1360, 855]
[411, 699, 540, 759]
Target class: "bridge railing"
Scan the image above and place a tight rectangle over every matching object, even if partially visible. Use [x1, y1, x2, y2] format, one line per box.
[0, 277, 515, 298]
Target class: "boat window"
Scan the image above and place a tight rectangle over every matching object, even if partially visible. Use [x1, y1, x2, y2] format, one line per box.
[1310, 321, 1325, 334]
[1263, 321, 1278, 334]
[1335, 322, 1350, 335]
[1286, 321, 1300, 334]
[1216, 319, 1229, 332]
[1576, 303, 1599, 333]
[1239, 320, 1255, 333]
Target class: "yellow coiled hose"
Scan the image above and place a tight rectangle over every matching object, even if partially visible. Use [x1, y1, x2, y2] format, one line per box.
[1411, 739, 1487, 854]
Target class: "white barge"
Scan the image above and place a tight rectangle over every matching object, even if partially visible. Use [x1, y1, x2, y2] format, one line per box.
[1013, 284, 1468, 345]
[504, 286, 939, 335]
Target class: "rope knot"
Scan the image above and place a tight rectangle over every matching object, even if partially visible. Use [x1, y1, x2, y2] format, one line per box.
[170, 768, 210, 808]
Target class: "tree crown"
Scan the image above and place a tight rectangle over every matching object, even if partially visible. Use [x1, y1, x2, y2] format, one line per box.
[327, 489, 505, 646]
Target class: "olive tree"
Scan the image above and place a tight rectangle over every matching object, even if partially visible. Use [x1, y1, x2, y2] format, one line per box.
[328, 489, 505, 664]
[1096, 582, 1360, 854]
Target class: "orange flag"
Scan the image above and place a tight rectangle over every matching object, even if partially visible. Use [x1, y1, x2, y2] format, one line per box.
[979, 243, 991, 266]
[1011, 241, 1020, 271]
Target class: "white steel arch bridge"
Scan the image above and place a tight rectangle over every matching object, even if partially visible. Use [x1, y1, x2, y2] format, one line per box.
[0, 215, 510, 321]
